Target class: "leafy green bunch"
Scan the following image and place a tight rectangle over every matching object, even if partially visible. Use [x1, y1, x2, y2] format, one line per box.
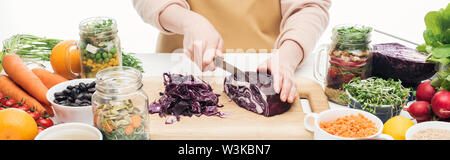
[2, 34, 63, 61]
[417, 3, 450, 65]
[417, 3, 450, 91]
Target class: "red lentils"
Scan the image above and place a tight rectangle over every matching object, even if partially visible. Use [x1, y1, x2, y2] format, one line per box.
[319, 113, 378, 138]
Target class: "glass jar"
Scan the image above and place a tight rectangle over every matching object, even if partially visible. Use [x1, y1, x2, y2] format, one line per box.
[92, 66, 149, 140]
[79, 17, 122, 78]
[314, 24, 373, 105]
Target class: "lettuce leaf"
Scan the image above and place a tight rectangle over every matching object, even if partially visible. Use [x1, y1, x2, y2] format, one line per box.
[418, 3, 450, 65]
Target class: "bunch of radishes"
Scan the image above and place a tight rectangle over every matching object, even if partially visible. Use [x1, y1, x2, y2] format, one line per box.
[405, 81, 450, 122]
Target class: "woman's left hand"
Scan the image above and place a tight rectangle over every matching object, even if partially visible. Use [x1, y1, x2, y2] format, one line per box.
[257, 40, 304, 103]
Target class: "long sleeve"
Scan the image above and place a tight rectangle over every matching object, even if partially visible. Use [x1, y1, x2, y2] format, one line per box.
[276, 0, 331, 65]
[132, 0, 190, 35]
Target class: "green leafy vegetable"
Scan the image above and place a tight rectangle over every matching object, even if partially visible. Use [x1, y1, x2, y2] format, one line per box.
[334, 25, 372, 51]
[2, 34, 62, 61]
[418, 3, 450, 66]
[342, 77, 411, 113]
[122, 52, 144, 73]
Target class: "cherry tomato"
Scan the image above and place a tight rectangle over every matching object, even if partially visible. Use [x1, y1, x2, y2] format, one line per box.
[37, 126, 46, 133]
[0, 98, 8, 106]
[27, 110, 41, 120]
[17, 104, 31, 111]
[36, 117, 54, 128]
[328, 67, 340, 79]
[4, 99, 17, 107]
[10, 103, 20, 108]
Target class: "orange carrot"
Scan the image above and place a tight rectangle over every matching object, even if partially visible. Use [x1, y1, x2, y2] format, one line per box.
[2, 54, 51, 106]
[131, 115, 142, 128]
[32, 68, 68, 89]
[124, 125, 134, 135]
[0, 75, 53, 115]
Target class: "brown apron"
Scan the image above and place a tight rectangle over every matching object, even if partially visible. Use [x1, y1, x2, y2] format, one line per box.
[156, 0, 282, 53]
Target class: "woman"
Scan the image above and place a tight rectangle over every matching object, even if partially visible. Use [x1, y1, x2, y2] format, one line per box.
[133, 0, 331, 103]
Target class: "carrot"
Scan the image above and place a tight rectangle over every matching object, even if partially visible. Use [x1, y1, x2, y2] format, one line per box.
[131, 115, 142, 128]
[32, 68, 68, 89]
[124, 125, 134, 135]
[2, 54, 50, 106]
[0, 75, 53, 115]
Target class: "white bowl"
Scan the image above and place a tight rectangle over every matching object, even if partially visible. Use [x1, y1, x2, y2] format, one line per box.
[405, 121, 450, 140]
[304, 108, 394, 140]
[46, 78, 95, 125]
[35, 122, 102, 140]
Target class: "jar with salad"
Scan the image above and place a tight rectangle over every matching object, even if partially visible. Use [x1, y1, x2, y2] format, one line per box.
[92, 66, 149, 140]
[315, 25, 373, 105]
[79, 17, 122, 78]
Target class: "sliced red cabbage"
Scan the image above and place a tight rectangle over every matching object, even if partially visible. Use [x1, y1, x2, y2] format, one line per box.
[149, 73, 225, 124]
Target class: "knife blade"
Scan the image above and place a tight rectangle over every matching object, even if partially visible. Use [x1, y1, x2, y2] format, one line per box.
[214, 57, 249, 82]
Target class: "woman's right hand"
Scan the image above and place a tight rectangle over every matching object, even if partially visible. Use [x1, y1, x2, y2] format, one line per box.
[181, 13, 224, 72]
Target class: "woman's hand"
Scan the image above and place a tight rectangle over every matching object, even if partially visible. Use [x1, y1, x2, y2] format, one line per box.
[257, 40, 304, 103]
[181, 14, 224, 72]
[160, 4, 223, 72]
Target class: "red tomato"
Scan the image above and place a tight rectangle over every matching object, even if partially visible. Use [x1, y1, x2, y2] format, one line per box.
[27, 111, 41, 120]
[36, 117, 54, 128]
[0, 98, 8, 106]
[10, 103, 20, 108]
[17, 104, 31, 111]
[37, 126, 46, 133]
[328, 67, 340, 78]
[4, 99, 17, 107]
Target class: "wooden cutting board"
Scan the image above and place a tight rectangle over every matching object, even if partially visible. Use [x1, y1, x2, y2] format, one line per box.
[143, 76, 329, 140]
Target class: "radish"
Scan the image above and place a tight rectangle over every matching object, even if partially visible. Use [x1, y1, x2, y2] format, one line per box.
[416, 81, 436, 103]
[405, 101, 432, 122]
[431, 91, 450, 119]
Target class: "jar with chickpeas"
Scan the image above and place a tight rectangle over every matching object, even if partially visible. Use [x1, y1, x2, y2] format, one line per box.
[324, 25, 373, 105]
[79, 17, 122, 78]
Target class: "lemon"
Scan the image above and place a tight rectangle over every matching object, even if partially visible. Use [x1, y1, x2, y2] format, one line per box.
[0, 108, 38, 140]
[383, 116, 414, 140]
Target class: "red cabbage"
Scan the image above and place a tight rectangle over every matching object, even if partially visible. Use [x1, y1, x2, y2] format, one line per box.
[224, 71, 292, 116]
[149, 73, 225, 124]
[372, 43, 437, 88]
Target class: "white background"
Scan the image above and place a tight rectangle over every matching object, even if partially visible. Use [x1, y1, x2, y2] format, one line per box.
[0, 0, 449, 53]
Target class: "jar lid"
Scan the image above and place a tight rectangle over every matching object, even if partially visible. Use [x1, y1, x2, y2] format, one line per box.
[95, 66, 142, 94]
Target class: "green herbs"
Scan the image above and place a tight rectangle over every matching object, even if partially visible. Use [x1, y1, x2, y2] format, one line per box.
[80, 18, 115, 35]
[334, 25, 373, 51]
[122, 52, 144, 73]
[2, 34, 62, 61]
[417, 3, 450, 66]
[342, 77, 411, 113]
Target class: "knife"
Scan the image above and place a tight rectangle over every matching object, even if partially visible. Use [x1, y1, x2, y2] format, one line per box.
[214, 57, 249, 82]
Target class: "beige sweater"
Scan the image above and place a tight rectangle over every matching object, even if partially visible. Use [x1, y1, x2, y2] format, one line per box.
[133, 0, 330, 58]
